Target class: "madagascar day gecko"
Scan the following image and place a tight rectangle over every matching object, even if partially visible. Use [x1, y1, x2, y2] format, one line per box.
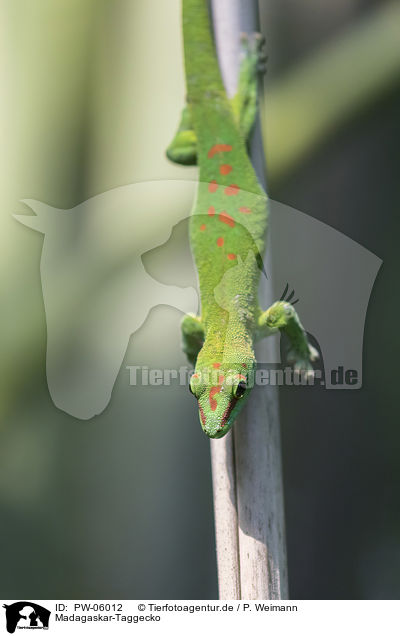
[166, 0, 317, 438]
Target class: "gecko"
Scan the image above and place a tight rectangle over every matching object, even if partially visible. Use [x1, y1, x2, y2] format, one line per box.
[166, 0, 317, 439]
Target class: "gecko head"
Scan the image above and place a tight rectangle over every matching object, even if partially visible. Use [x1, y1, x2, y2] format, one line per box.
[189, 360, 254, 439]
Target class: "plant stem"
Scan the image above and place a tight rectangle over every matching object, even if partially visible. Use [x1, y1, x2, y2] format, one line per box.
[210, 0, 288, 600]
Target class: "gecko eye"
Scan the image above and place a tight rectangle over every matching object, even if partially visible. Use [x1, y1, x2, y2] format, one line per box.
[234, 380, 247, 399]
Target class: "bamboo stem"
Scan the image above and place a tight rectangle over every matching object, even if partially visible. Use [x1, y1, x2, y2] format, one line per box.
[210, 0, 288, 600]
[210, 435, 241, 599]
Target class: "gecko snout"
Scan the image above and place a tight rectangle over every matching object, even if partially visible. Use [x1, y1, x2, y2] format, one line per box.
[204, 425, 228, 439]
[199, 412, 230, 439]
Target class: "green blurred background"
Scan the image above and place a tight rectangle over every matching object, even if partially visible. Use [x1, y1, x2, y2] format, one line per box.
[0, 0, 399, 599]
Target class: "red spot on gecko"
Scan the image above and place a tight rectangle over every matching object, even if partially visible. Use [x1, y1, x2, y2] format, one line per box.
[224, 184, 239, 196]
[207, 144, 233, 159]
[241, 363, 247, 368]
[237, 374, 246, 381]
[199, 404, 206, 427]
[219, 211, 235, 228]
[227, 253, 237, 260]
[208, 206, 216, 216]
[217, 237, 224, 247]
[208, 180, 218, 193]
[220, 164, 232, 176]
[212, 363, 221, 369]
[209, 386, 222, 411]
[200, 224, 206, 231]
[218, 374, 225, 384]
[239, 206, 251, 214]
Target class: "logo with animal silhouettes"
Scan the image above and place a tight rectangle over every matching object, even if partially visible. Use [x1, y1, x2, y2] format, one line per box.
[2, 602, 50, 633]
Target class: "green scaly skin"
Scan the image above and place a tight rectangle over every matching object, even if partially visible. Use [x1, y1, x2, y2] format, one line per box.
[167, 0, 317, 439]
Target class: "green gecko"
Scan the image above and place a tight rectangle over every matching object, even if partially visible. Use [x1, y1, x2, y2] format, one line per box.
[167, 0, 317, 439]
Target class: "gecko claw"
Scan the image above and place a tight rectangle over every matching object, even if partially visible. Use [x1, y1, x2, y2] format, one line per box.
[280, 283, 299, 305]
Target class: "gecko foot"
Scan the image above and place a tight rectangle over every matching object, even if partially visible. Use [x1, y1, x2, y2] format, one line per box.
[259, 301, 319, 378]
[240, 32, 268, 74]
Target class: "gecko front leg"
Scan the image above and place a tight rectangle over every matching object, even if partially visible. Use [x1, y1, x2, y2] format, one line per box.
[257, 301, 319, 377]
[181, 313, 205, 364]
